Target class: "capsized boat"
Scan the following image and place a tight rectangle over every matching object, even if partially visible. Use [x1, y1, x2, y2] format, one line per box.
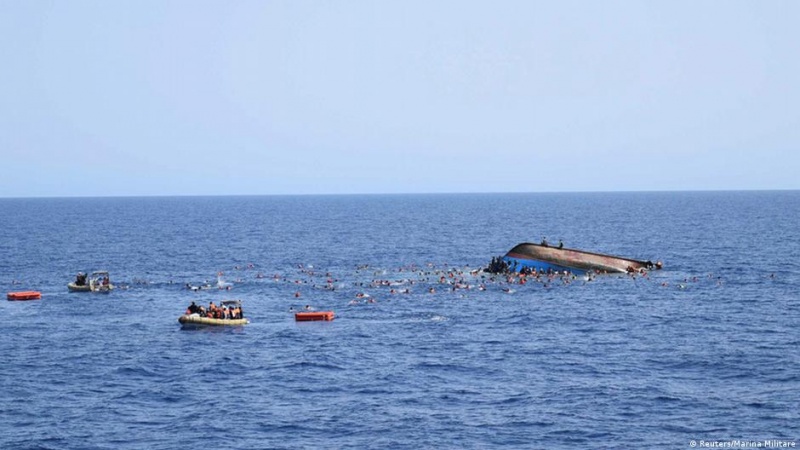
[178, 300, 249, 328]
[68, 271, 114, 292]
[502, 242, 661, 274]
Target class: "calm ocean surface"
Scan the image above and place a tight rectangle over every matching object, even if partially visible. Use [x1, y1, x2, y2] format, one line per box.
[1, 192, 798, 449]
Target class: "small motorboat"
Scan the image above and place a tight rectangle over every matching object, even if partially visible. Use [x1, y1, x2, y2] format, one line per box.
[178, 300, 249, 328]
[68, 271, 114, 293]
[7, 291, 42, 301]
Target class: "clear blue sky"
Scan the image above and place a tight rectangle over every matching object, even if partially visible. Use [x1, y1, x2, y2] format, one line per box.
[2, 1, 798, 197]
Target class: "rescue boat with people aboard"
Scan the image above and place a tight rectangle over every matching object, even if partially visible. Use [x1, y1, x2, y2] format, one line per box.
[501, 242, 661, 275]
[7, 291, 42, 301]
[178, 300, 249, 328]
[68, 271, 114, 292]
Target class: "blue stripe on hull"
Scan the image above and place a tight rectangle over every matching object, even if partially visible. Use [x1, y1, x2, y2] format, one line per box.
[502, 256, 586, 275]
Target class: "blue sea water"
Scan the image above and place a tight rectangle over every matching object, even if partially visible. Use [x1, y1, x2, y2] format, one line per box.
[0, 192, 798, 449]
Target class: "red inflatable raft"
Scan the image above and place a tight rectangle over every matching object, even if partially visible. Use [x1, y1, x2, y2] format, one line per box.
[295, 311, 335, 322]
[7, 291, 42, 301]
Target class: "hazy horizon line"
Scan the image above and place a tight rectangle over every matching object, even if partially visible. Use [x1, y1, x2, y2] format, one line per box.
[1, 188, 797, 200]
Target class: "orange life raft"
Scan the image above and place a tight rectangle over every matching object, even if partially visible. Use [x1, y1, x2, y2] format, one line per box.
[7, 291, 42, 301]
[295, 311, 335, 322]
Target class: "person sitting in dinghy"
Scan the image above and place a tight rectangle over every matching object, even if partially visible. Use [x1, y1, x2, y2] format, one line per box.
[185, 302, 200, 315]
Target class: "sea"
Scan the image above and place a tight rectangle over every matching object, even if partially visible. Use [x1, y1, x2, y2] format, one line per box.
[0, 191, 798, 449]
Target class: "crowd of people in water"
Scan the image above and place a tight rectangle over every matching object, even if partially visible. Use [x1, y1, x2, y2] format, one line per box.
[171, 257, 723, 317]
[279, 260, 621, 307]
[169, 256, 662, 310]
[185, 301, 244, 320]
[55, 254, 722, 321]
[37, 256, 741, 325]
[485, 256, 567, 275]
[486, 257, 512, 274]
[37, 254, 741, 325]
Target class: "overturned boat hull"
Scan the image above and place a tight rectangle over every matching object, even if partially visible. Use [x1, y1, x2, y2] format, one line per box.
[503, 242, 655, 274]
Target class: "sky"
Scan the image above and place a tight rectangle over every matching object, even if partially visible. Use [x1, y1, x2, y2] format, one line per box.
[1, 1, 798, 197]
